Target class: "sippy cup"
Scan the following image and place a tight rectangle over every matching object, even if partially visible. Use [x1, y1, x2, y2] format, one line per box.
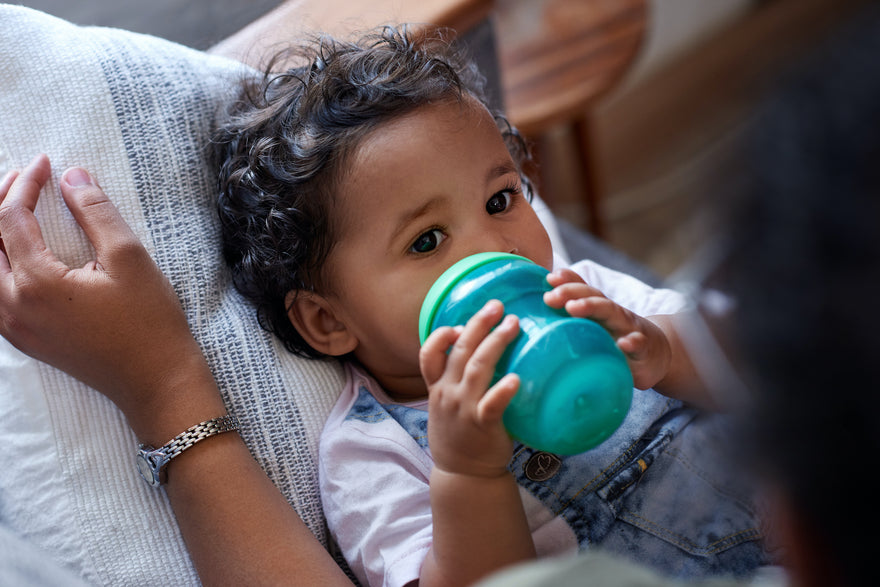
[419, 252, 633, 455]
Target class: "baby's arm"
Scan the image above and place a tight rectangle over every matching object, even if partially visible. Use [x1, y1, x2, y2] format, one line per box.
[418, 300, 536, 586]
[0, 156, 351, 586]
[544, 268, 713, 410]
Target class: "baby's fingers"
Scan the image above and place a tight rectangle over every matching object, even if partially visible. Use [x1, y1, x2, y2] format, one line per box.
[617, 331, 649, 359]
[476, 373, 520, 425]
[544, 280, 606, 311]
[443, 300, 505, 378]
[546, 268, 585, 287]
[550, 284, 618, 324]
[458, 313, 519, 393]
[420, 326, 461, 385]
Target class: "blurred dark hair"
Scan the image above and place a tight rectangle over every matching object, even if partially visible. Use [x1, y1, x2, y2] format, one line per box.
[213, 26, 532, 358]
[721, 6, 880, 583]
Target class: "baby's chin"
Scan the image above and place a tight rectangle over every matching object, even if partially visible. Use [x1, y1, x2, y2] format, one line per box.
[357, 355, 427, 400]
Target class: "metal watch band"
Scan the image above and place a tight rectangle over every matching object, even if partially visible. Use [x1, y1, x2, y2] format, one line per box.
[136, 415, 240, 487]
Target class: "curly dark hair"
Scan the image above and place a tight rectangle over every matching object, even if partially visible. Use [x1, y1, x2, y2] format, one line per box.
[214, 25, 532, 359]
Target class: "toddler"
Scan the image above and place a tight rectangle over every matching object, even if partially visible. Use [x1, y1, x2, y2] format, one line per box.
[214, 26, 768, 587]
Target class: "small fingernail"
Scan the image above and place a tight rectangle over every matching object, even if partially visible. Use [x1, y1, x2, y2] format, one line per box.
[63, 167, 93, 187]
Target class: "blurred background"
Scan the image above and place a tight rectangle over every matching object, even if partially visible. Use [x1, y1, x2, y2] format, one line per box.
[13, 0, 870, 278]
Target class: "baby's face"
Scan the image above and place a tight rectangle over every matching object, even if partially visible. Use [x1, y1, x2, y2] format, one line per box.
[322, 98, 553, 399]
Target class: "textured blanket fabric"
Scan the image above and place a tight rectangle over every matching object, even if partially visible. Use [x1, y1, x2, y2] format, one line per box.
[0, 5, 346, 585]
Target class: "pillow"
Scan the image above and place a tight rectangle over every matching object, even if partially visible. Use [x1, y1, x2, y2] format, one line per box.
[0, 5, 345, 585]
[0, 5, 569, 585]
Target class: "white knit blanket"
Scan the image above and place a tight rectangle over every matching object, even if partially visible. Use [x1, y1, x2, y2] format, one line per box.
[0, 5, 346, 585]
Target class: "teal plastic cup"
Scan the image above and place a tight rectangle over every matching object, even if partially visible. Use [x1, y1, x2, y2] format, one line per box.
[419, 252, 633, 455]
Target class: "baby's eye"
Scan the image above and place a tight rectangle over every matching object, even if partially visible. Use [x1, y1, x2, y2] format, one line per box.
[410, 229, 447, 254]
[486, 191, 513, 215]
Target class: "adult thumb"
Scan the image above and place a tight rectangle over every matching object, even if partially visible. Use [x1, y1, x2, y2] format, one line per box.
[60, 167, 144, 267]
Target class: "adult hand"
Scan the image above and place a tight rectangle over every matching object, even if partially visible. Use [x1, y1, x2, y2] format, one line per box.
[1, 155, 357, 585]
[0, 154, 224, 442]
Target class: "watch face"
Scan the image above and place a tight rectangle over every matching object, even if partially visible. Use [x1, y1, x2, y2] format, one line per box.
[136, 451, 159, 487]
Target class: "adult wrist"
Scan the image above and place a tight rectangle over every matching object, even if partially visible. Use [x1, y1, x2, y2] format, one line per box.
[124, 353, 228, 445]
[136, 415, 241, 487]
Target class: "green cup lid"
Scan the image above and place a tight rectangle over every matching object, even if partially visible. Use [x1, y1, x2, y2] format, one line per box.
[418, 252, 530, 343]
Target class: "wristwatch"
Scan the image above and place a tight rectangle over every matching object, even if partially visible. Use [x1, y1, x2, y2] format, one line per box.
[136, 415, 240, 488]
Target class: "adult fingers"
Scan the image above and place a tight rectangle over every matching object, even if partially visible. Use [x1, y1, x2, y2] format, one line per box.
[0, 169, 20, 201]
[0, 170, 20, 266]
[59, 167, 145, 271]
[0, 155, 48, 209]
[0, 154, 55, 280]
[0, 155, 53, 271]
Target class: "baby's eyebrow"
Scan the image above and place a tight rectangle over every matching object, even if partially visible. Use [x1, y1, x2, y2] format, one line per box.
[486, 160, 519, 183]
[392, 197, 443, 240]
[391, 160, 518, 242]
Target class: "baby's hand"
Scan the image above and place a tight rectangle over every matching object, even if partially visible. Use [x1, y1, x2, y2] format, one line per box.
[544, 269, 671, 390]
[419, 300, 519, 478]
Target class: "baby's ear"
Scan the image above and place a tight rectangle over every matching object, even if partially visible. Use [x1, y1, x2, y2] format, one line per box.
[285, 290, 357, 357]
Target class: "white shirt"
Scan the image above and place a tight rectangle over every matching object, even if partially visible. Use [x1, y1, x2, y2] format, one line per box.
[318, 259, 687, 587]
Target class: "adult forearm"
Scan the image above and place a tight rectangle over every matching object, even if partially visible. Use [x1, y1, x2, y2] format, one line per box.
[162, 429, 352, 586]
[92, 346, 353, 586]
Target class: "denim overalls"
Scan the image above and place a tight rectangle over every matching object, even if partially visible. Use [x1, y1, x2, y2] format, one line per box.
[346, 385, 769, 579]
